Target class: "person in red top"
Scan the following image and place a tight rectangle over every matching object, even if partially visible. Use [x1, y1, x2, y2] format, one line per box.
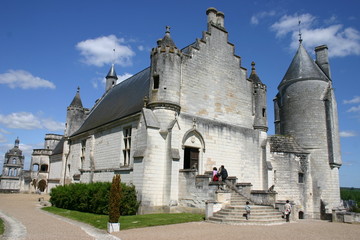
[212, 167, 219, 181]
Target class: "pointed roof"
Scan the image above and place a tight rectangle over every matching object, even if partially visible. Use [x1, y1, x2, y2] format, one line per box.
[279, 44, 328, 89]
[106, 64, 118, 80]
[248, 61, 263, 84]
[69, 87, 83, 108]
[158, 26, 177, 48]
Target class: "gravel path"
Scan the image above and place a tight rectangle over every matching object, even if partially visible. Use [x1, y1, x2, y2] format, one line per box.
[1, 193, 360, 240]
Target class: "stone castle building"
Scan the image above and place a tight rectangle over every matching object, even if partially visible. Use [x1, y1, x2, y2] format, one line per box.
[0, 138, 30, 192]
[30, 8, 342, 219]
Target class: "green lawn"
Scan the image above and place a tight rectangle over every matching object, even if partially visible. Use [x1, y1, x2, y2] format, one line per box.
[0, 217, 4, 235]
[42, 207, 204, 230]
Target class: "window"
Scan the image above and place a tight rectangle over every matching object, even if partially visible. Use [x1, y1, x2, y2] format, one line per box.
[123, 127, 132, 166]
[81, 139, 86, 168]
[262, 108, 266, 117]
[12, 158, 17, 164]
[153, 75, 159, 89]
[40, 164, 48, 172]
[298, 172, 304, 183]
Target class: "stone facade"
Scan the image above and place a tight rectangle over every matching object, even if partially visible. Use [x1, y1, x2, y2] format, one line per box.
[33, 8, 342, 219]
[0, 138, 26, 192]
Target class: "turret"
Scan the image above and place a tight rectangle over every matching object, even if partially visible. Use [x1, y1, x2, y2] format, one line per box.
[275, 41, 341, 215]
[148, 26, 182, 113]
[65, 87, 86, 137]
[105, 64, 118, 92]
[249, 62, 267, 131]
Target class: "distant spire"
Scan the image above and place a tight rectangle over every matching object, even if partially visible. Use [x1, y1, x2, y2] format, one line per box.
[298, 19, 303, 44]
[69, 87, 83, 108]
[15, 137, 20, 147]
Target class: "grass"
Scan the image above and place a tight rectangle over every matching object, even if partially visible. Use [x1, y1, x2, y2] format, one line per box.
[42, 207, 204, 230]
[0, 217, 4, 235]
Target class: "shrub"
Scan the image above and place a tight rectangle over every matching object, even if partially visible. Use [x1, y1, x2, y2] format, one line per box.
[50, 180, 139, 215]
[109, 175, 122, 223]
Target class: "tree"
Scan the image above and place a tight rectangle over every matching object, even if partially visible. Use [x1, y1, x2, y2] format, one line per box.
[108, 174, 122, 223]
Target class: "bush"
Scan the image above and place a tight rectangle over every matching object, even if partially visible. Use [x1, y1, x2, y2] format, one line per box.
[50, 180, 139, 215]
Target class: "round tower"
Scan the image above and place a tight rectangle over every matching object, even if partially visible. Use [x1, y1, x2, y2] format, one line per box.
[148, 26, 182, 115]
[276, 42, 341, 217]
[249, 62, 268, 131]
[65, 87, 86, 137]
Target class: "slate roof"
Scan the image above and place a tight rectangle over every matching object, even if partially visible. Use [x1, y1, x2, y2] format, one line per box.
[279, 44, 328, 89]
[51, 138, 65, 156]
[269, 135, 308, 154]
[69, 88, 83, 108]
[72, 67, 150, 137]
[248, 61, 262, 84]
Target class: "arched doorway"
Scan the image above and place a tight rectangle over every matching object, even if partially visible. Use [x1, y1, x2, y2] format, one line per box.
[38, 179, 47, 192]
[182, 127, 205, 173]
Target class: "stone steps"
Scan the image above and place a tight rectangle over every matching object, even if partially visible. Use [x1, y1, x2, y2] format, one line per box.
[208, 190, 285, 225]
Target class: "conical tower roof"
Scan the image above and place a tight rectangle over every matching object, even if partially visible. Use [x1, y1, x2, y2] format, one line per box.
[106, 64, 118, 80]
[279, 44, 328, 89]
[69, 87, 83, 108]
[158, 26, 177, 48]
[248, 61, 263, 84]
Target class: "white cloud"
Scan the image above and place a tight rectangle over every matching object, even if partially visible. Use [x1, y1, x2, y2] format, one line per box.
[251, 11, 276, 25]
[117, 73, 133, 84]
[270, 13, 360, 57]
[344, 96, 360, 104]
[0, 112, 64, 131]
[41, 119, 65, 131]
[0, 128, 10, 134]
[0, 133, 7, 143]
[0, 70, 56, 89]
[340, 131, 357, 137]
[137, 45, 145, 51]
[76, 35, 135, 67]
[347, 105, 360, 113]
[270, 13, 315, 37]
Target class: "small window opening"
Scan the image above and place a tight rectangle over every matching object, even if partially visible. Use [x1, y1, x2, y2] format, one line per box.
[299, 211, 304, 219]
[262, 108, 266, 117]
[298, 172, 304, 183]
[153, 75, 159, 89]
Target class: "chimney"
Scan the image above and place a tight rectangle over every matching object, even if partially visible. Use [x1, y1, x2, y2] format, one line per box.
[315, 45, 331, 78]
[206, 7, 217, 25]
[216, 11, 225, 28]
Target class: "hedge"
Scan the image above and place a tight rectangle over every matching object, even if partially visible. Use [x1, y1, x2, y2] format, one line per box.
[50, 182, 140, 216]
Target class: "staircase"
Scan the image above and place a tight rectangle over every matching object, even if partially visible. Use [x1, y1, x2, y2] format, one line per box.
[208, 190, 285, 225]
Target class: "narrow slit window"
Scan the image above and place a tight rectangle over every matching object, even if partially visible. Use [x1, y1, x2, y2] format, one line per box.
[153, 75, 159, 89]
[123, 127, 132, 166]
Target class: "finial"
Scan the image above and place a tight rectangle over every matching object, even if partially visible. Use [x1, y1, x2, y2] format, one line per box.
[251, 61, 256, 71]
[112, 48, 116, 65]
[298, 19, 303, 44]
[77, 86, 80, 93]
[143, 96, 149, 107]
[166, 26, 170, 34]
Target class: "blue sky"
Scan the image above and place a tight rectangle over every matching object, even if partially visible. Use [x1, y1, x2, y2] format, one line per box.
[0, 0, 359, 187]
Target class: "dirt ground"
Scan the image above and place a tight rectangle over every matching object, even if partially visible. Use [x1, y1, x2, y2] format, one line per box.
[1, 194, 360, 240]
